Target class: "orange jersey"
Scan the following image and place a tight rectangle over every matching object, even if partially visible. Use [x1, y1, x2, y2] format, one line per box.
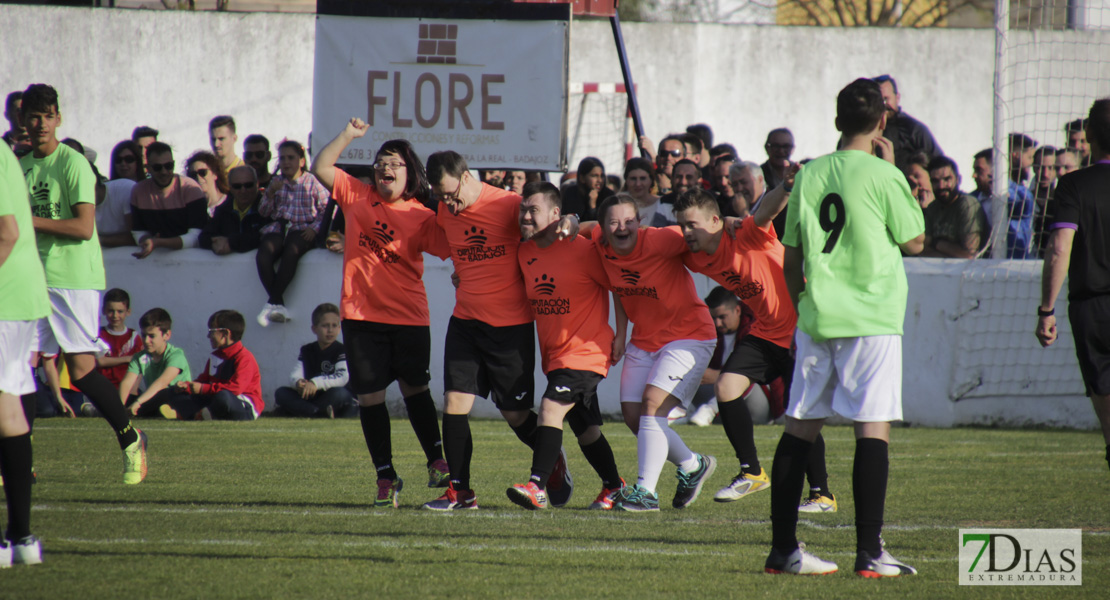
[519, 236, 614, 376]
[684, 216, 797, 348]
[594, 226, 716, 352]
[332, 170, 450, 326]
[437, 183, 532, 326]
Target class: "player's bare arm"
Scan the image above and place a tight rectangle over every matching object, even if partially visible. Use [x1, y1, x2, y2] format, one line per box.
[1037, 228, 1075, 347]
[32, 202, 95, 241]
[752, 162, 801, 229]
[782, 242, 805, 311]
[311, 117, 369, 191]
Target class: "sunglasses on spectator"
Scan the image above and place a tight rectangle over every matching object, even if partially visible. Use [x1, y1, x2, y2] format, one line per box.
[244, 151, 268, 160]
[149, 161, 174, 173]
[188, 168, 211, 179]
[116, 154, 136, 164]
[661, 149, 683, 158]
[230, 182, 255, 190]
[766, 143, 794, 151]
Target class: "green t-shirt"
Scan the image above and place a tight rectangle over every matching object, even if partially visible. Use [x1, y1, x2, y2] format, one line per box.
[0, 144, 49, 321]
[783, 150, 924, 341]
[128, 343, 192, 388]
[19, 143, 105, 290]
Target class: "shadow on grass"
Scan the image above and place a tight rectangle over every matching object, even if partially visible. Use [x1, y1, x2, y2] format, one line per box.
[55, 497, 372, 511]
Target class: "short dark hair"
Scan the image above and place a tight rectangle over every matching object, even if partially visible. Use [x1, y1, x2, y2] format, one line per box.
[765, 128, 793, 144]
[1088, 98, 1110, 153]
[131, 126, 158, 142]
[926, 155, 959, 177]
[311, 303, 340, 326]
[903, 152, 931, 177]
[1064, 117, 1088, 135]
[672, 158, 701, 178]
[243, 134, 269, 148]
[709, 143, 738, 161]
[836, 78, 885, 137]
[522, 181, 561, 210]
[146, 141, 173, 159]
[872, 74, 898, 94]
[624, 156, 655, 182]
[974, 148, 993, 164]
[685, 124, 713, 150]
[277, 139, 306, 160]
[5, 91, 22, 115]
[103, 288, 131, 309]
[139, 308, 173, 334]
[1033, 145, 1058, 162]
[426, 150, 469, 185]
[1008, 132, 1037, 152]
[209, 309, 246, 342]
[20, 84, 59, 115]
[680, 132, 704, 155]
[597, 192, 638, 222]
[704, 286, 739, 310]
[376, 139, 430, 201]
[209, 115, 236, 133]
[672, 187, 720, 216]
[658, 134, 685, 154]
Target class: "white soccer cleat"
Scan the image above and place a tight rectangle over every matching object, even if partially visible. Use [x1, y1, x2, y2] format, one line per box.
[765, 543, 838, 575]
[688, 400, 718, 427]
[256, 304, 273, 328]
[268, 304, 292, 323]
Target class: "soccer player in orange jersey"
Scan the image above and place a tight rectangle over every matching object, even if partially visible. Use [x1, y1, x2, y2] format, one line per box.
[675, 180, 837, 513]
[312, 119, 452, 508]
[423, 151, 581, 511]
[505, 182, 627, 510]
[592, 193, 718, 511]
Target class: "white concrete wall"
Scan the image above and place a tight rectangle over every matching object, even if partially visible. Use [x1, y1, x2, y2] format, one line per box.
[102, 247, 1095, 430]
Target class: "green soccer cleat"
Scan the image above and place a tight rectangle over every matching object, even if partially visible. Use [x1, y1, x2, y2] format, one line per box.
[122, 430, 148, 485]
[375, 477, 403, 508]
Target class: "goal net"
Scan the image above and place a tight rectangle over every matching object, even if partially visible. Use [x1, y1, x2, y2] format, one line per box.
[565, 83, 633, 180]
[950, 1, 1110, 403]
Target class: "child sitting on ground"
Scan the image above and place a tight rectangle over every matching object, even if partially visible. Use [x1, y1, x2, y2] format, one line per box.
[274, 303, 357, 418]
[119, 308, 192, 418]
[166, 310, 263, 421]
[96, 288, 142, 397]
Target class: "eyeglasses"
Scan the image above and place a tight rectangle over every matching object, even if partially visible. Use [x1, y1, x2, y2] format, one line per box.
[374, 161, 406, 171]
[207, 327, 229, 335]
[433, 176, 464, 203]
[187, 168, 210, 180]
[149, 161, 174, 173]
[661, 149, 683, 158]
[230, 182, 255, 190]
[116, 154, 136, 164]
[244, 151, 268, 160]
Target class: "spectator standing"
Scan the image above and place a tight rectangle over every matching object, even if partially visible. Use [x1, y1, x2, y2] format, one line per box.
[761, 128, 797, 191]
[921, 156, 988, 258]
[130, 141, 208, 259]
[208, 115, 244, 173]
[903, 152, 934, 209]
[711, 154, 737, 217]
[1056, 147, 1080, 178]
[242, 134, 273, 190]
[1064, 118, 1092, 167]
[623, 157, 673, 226]
[256, 140, 330, 326]
[873, 74, 943, 171]
[659, 159, 701, 206]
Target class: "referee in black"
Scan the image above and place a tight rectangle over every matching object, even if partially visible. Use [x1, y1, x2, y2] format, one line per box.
[1036, 97, 1110, 473]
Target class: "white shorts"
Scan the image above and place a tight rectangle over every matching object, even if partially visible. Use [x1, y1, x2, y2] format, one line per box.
[34, 288, 110, 356]
[0, 320, 37, 396]
[620, 338, 716, 405]
[787, 330, 903, 423]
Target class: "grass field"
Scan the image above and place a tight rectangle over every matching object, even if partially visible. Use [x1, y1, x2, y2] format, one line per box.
[2, 417, 1107, 599]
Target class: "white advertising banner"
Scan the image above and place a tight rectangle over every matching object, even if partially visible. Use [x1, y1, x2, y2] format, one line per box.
[313, 13, 569, 171]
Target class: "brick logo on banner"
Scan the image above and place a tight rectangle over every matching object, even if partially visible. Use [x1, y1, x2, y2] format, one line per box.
[417, 24, 458, 64]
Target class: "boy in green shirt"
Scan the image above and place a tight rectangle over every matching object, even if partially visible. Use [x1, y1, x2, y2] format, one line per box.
[766, 78, 925, 577]
[121, 308, 192, 418]
[19, 84, 147, 485]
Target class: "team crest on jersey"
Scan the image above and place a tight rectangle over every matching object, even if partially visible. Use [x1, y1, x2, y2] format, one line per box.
[455, 225, 506, 261]
[464, 226, 487, 247]
[358, 227, 402, 264]
[726, 275, 764, 300]
[370, 220, 395, 245]
[619, 268, 641, 285]
[533, 274, 556, 296]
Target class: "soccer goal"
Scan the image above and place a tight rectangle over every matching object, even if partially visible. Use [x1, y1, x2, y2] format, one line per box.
[565, 82, 634, 178]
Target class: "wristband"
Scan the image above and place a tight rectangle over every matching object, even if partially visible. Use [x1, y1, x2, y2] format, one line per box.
[1037, 306, 1054, 317]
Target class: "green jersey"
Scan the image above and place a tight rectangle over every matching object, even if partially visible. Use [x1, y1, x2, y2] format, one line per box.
[128, 343, 192, 388]
[19, 143, 105, 290]
[783, 150, 924, 341]
[0, 144, 49, 321]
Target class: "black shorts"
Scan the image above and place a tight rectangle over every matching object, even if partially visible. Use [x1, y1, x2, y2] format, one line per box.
[444, 316, 535, 411]
[545, 369, 605, 431]
[342, 320, 431, 394]
[722, 335, 794, 390]
[1068, 296, 1110, 396]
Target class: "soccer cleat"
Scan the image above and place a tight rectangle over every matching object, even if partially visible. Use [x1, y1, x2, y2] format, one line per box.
[159, 404, 179, 420]
[269, 304, 291, 323]
[588, 479, 626, 510]
[855, 547, 917, 578]
[256, 304, 273, 328]
[714, 468, 771, 502]
[427, 459, 450, 488]
[422, 484, 478, 511]
[615, 484, 659, 512]
[80, 402, 100, 418]
[666, 405, 687, 426]
[122, 429, 148, 485]
[798, 491, 837, 513]
[0, 539, 9, 568]
[673, 453, 717, 508]
[688, 400, 718, 427]
[506, 481, 549, 510]
[10, 536, 42, 566]
[375, 477, 403, 508]
[765, 543, 838, 575]
[546, 447, 573, 508]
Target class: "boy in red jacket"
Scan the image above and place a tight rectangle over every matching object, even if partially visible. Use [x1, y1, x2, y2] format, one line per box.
[164, 310, 263, 421]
